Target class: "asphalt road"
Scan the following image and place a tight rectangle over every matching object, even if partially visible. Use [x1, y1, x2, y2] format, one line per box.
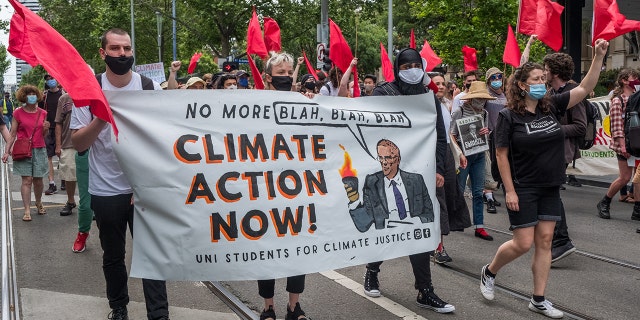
[5, 160, 639, 320]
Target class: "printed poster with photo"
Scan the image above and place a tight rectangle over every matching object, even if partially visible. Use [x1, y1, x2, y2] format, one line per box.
[455, 115, 488, 156]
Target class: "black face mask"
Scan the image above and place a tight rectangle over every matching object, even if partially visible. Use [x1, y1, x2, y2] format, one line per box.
[105, 55, 134, 75]
[465, 83, 472, 90]
[304, 82, 316, 90]
[270, 76, 293, 91]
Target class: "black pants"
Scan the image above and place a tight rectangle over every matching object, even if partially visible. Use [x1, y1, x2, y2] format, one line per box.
[92, 194, 169, 320]
[258, 275, 305, 298]
[366, 252, 432, 290]
[552, 200, 570, 247]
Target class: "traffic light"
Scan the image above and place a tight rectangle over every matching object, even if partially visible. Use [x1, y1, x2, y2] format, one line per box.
[322, 48, 332, 72]
[222, 61, 238, 73]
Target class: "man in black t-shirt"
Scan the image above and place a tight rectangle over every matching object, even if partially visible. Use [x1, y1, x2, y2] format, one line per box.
[40, 74, 64, 195]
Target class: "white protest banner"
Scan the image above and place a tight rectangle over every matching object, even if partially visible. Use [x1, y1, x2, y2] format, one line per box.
[567, 96, 618, 176]
[455, 115, 488, 156]
[106, 90, 440, 281]
[134, 62, 166, 84]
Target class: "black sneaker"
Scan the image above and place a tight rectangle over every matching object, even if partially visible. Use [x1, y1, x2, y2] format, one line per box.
[551, 241, 576, 263]
[60, 180, 66, 190]
[363, 268, 381, 297]
[285, 302, 308, 320]
[597, 199, 611, 219]
[260, 305, 276, 320]
[493, 198, 501, 206]
[486, 200, 497, 214]
[416, 288, 455, 313]
[632, 205, 640, 220]
[44, 183, 57, 195]
[60, 202, 76, 216]
[433, 248, 453, 264]
[108, 306, 128, 320]
[567, 175, 582, 187]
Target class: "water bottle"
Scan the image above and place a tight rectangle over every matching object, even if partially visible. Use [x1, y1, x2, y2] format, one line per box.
[630, 111, 640, 128]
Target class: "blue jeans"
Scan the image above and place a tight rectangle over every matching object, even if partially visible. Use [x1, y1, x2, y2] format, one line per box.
[457, 152, 486, 226]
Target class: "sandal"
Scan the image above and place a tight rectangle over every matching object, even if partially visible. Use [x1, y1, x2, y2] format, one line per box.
[260, 305, 276, 320]
[36, 202, 46, 215]
[22, 214, 32, 221]
[286, 303, 308, 320]
[619, 195, 635, 203]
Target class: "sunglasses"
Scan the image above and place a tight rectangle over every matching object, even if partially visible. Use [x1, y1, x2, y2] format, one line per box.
[489, 74, 503, 81]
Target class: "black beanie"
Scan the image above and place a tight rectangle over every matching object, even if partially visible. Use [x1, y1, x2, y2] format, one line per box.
[397, 49, 422, 67]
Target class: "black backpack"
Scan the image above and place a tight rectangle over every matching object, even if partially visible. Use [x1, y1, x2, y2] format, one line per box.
[576, 99, 600, 150]
[624, 91, 640, 157]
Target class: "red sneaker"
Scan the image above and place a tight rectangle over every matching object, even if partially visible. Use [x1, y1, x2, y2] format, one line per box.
[475, 228, 494, 241]
[72, 232, 89, 253]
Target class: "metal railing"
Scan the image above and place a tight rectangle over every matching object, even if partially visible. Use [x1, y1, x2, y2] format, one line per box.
[1, 143, 20, 320]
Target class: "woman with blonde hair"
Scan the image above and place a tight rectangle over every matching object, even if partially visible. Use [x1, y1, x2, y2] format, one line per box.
[2, 85, 50, 221]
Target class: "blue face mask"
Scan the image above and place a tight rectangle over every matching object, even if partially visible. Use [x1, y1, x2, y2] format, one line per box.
[527, 83, 547, 100]
[46, 79, 57, 88]
[238, 77, 248, 87]
[26, 94, 37, 105]
[490, 81, 502, 89]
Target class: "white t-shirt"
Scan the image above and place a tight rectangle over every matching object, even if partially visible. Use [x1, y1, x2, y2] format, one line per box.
[70, 72, 161, 196]
[451, 91, 467, 115]
[319, 81, 339, 96]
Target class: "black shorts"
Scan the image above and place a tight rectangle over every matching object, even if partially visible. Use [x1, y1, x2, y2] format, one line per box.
[506, 186, 561, 230]
[45, 128, 56, 158]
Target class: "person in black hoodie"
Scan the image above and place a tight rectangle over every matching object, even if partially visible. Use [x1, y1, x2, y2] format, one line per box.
[362, 48, 454, 314]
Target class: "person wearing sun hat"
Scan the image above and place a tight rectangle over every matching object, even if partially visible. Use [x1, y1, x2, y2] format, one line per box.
[450, 81, 496, 242]
[185, 76, 206, 89]
[484, 67, 508, 214]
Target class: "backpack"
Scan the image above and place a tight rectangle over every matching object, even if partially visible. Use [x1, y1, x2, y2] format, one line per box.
[576, 99, 600, 150]
[623, 91, 640, 157]
[95, 73, 155, 90]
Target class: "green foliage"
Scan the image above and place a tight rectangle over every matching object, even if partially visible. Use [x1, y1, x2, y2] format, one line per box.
[0, 44, 12, 89]
[19, 65, 48, 90]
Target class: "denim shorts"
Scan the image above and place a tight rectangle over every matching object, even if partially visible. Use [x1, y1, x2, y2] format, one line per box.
[506, 186, 561, 230]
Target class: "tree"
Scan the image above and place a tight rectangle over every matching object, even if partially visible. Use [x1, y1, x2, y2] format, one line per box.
[0, 44, 12, 90]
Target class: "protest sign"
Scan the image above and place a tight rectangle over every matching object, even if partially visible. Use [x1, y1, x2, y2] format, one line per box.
[106, 90, 440, 281]
[134, 62, 166, 84]
[455, 115, 488, 156]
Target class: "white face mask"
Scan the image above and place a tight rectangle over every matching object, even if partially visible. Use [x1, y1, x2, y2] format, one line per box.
[635, 85, 640, 92]
[471, 99, 485, 109]
[226, 85, 237, 90]
[398, 68, 424, 85]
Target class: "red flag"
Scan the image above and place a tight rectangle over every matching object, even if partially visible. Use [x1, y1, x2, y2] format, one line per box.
[263, 17, 281, 53]
[329, 19, 354, 73]
[187, 52, 203, 74]
[247, 54, 264, 90]
[461, 45, 478, 72]
[503, 24, 522, 68]
[419, 40, 442, 72]
[7, 0, 115, 135]
[410, 29, 416, 49]
[352, 67, 361, 98]
[517, 0, 537, 35]
[380, 43, 394, 82]
[535, 0, 564, 51]
[247, 8, 268, 58]
[302, 51, 319, 80]
[593, 0, 640, 45]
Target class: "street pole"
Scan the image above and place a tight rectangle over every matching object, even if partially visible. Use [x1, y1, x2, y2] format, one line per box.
[156, 11, 163, 62]
[387, 0, 393, 61]
[172, 0, 177, 61]
[130, 0, 136, 68]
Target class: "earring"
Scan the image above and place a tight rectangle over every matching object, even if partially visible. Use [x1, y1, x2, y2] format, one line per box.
[520, 90, 526, 97]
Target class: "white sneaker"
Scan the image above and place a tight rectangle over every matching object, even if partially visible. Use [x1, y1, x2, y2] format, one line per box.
[528, 299, 564, 319]
[480, 264, 495, 300]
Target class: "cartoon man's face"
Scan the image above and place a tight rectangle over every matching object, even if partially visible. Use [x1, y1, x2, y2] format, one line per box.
[377, 145, 400, 179]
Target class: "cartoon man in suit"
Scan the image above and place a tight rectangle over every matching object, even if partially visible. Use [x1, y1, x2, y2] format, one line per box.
[344, 139, 434, 232]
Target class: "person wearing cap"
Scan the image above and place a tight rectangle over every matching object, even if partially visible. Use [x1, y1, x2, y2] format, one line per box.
[483, 67, 508, 214]
[232, 70, 251, 89]
[479, 40, 608, 319]
[450, 81, 496, 242]
[40, 74, 64, 195]
[185, 76, 206, 89]
[359, 48, 455, 314]
[299, 74, 317, 94]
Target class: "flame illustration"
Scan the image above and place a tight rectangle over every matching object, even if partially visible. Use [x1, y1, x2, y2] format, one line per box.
[338, 144, 357, 178]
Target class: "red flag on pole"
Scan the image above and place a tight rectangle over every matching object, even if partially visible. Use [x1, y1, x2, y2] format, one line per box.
[187, 52, 203, 74]
[328, 19, 354, 73]
[380, 42, 394, 82]
[302, 51, 319, 81]
[517, 0, 537, 35]
[503, 24, 522, 68]
[263, 17, 281, 53]
[593, 0, 640, 45]
[7, 0, 115, 135]
[247, 8, 268, 58]
[461, 45, 478, 72]
[535, 0, 564, 51]
[410, 29, 416, 49]
[247, 54, 264, 90]
[419, 40, 442, 72]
